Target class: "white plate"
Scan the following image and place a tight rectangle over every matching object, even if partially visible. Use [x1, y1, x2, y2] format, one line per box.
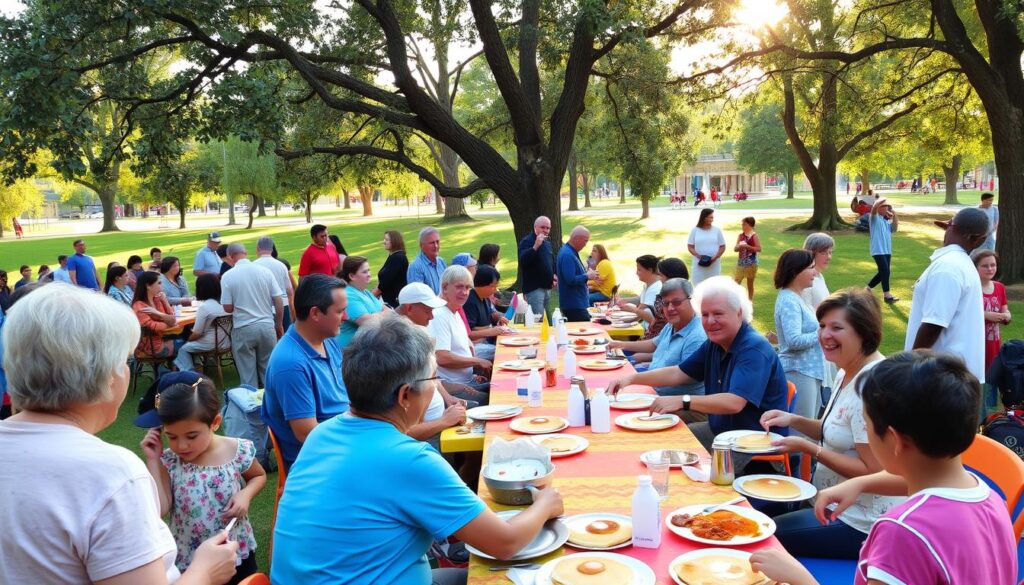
[498, 359, 548, 371]
[578, 359, 627, 371]
[615, 412, 680, 432]
[733, 474, 817, 502]
[609, 311, 637, 320]
[715, 430, 785, 454]
[535, 551, 656, 585]
[466, 510, 569, 561]
[531, 433, 590, 457]
[664, 504, 775, 546]
[568, 327, 604, 336]
[510, 416, 570, 434]
[668, 548, 771, 585]
[611, 322, 637, 328]
[569, 345, 605, 355]
[500, 336, 539, 346]
[466, 404, 522, 421]
[563, 512, 633, 550]
[609, 393, 656, 410]
[641, 449, 700, 468]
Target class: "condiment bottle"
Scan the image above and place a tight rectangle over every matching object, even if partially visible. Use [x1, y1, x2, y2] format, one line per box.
[631, 475, 662, 549]
[527, 367, 543, 407]
[567, 381, 586, 427]
[710, 439, 735, 485]
[590, 388, 610, 433]
[546, 336, 558, 366]
[563, 345, 577, 378]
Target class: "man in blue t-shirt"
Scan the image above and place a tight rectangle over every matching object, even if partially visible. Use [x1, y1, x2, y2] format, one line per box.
[555, 225, 599, 322]
[607, 277, 788, 455]
[261, 274, 350, 471]
[66, 239, 100, 290]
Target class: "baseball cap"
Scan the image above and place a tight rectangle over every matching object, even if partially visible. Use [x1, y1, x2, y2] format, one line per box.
[451, 253, 477, 268]
[208, 232, 222, 242]
[397, 282, 446, 308]
[133, 370, 204, 428]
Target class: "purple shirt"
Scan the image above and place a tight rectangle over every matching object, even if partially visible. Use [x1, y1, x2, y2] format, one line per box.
[855, 475, 1017, 585]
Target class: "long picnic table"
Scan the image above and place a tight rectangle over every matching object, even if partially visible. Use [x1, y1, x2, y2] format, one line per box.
[466, 324, 781, 584]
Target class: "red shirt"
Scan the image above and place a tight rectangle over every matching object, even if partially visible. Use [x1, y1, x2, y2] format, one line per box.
[298, 242, 340, 277]
[983, 281, 1008, 370]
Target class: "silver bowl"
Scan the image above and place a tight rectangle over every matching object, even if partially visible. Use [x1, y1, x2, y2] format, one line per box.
[482, 460, 556, 505]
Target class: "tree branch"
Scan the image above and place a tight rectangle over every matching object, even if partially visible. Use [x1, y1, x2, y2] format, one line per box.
[836, 102, 919, 160]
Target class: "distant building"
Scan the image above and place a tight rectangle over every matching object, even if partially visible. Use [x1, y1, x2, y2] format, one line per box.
[674, 154, 769, 194]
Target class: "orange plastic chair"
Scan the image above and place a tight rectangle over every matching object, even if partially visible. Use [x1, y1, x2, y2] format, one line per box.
[962, 434, 1024, 542]
[266, 429, 288, 563]
[753, 381, 797, 476]
[238, 574, 270, 585]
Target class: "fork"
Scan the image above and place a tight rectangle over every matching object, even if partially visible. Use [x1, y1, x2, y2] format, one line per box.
[488, 562, 541, 572]
[701, 496, 745, 514]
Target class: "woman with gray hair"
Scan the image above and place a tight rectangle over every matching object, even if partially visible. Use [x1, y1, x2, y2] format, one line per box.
[0, 283, 238, 584]
[801, 232, 835, 309]
[271, 313, 563, 584]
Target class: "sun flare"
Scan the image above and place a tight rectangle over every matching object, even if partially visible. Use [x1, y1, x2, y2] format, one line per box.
[734, 0, 788, 28]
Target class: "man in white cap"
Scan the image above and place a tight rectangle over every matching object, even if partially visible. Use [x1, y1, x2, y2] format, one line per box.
[194, 232, 223, 277]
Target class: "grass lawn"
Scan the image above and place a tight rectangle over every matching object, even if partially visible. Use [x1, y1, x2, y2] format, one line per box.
[723, 189, 994, 210]
[2, 206, 1018, 572]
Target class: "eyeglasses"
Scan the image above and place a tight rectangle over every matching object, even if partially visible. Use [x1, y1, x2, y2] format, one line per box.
[663, 298, 691, 308]
[394, 376, 440, 394]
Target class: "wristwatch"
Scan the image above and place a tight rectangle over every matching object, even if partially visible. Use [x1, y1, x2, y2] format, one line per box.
[682, 394, 691, 411]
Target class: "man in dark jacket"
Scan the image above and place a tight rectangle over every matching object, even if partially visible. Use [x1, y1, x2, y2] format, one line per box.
[517, 216, 556, 317]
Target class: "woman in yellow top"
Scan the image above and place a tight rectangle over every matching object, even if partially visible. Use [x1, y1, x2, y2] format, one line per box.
[587, 244, 617, 304]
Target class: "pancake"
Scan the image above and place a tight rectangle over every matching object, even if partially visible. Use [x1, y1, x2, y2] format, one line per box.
[568, 519, 633, 548]
[743, 477, 801, 499]
[614, 397, 653, 407]
[674, 554, 767, 585]
[630, 415, 674, 429]
[514, 416, 566, 433]
[551, 556, 634, 585]
[734, 433, 773, 450]
[540, 436, 580, 453]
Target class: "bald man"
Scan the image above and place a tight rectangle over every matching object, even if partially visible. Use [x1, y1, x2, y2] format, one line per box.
[518, 216, 556, 317]
[556, 225, 599, 322]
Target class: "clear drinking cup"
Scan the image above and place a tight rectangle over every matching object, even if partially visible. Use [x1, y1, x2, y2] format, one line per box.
[644, 450, 671, 499]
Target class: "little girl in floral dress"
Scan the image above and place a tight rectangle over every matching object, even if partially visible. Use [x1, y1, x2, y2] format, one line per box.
[141, 375, 266, 584]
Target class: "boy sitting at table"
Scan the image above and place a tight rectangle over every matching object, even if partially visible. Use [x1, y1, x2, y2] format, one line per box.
[750, 350, 1017, 585]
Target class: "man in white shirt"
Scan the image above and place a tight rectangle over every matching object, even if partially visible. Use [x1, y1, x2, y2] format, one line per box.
[51, 255, 71, 284]
[253, 236, 295, 329]
[426, 266, 491, 397]
[221, 243, 285, 388]
[905, 207, 990, 382]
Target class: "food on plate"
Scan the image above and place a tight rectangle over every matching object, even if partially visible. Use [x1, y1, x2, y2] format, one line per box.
[734, 433, 774, 450]
[539, 436, 579, 453]
[673, 554, 768, 585]
[743, 477, 801, 499]
[573, 338, 589, 346]
[512, 416, 567, 433]
[550, 556, 634, 584]
[568, 519, 633, 548]
[670, 510, 761, 541]
[614, 396, 653, 407]
[627, 414, 674, 429]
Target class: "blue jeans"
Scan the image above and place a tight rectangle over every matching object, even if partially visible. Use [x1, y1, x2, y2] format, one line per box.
[524, 288, 551, 319]
[588, 291, 611, 305]
[772, 507, 867, 559]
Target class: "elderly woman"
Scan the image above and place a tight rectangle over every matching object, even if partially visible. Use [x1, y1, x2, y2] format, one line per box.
[800, 233, 834, 309]
[0, 283, 238, 584]
[159, 256, 192, 306]
[270, 314, 563, 584]
[608, 276, 789, 463]
[428, 266, 492, 402]
[133, 271, 179, 358]
[761, 289, 900, 558]
[336, 255, 386, 349]
[104, 265, 134, 305]
[771, 249, 825, 426]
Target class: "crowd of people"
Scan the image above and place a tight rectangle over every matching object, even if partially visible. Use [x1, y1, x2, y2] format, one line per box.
[0, 190, 1017, 585]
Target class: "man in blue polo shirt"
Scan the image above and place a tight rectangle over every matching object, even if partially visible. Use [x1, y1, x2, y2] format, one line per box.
[517, 216, 556, 317]
[406, 226, 446, 294]
[556, 225, 599, 322]
[608, 276, 788, 453]
[262, 273, 349, 471]
[193, 232, 223, 277]
[66, 239, 100, 290]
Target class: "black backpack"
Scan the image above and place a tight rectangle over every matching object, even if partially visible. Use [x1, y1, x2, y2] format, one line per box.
[982, 409, 1024, 462]
[987, 340, 1024, 409]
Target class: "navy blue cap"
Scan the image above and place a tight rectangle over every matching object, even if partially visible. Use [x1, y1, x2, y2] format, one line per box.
[133, 370, 204, 428]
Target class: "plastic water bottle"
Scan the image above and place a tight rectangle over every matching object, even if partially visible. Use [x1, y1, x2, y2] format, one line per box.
[557, 318, 569, 346]
[174, 305, 182, 318]
[527, 368, 543, 407]
[546, 337, 558, 367]
[516, 376, 529, 403]
[525, 304, 535, 328]
[590, 389, 611, 433]
[552, 308, 562, 325]
[631, 475, 662, 549]
[567, 381, 586, 427]
[563, 346, 577, 379]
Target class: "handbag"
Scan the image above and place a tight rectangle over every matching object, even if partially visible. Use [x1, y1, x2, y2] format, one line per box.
[697, 255, 713, 267]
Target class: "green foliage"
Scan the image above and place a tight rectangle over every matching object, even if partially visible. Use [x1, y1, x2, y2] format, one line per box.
[734, 100, 801, 179]
[0, 179, 43, 229]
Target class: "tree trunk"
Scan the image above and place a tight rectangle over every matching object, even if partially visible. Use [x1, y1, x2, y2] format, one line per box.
[567, 151, 579, 211]
[786, 169, 795, 198]
[942, 155, 961, 205]
[96, 181, 120, 232]
[618, 181, 626, 204]
[583, 173, 592, 207]
[861, 167, 871, 195]
[335, 193, 341, 207]
[437, 144, 470, 221]
[178, 205, 186, 229]
[257, 196, 267, 217]
[246, 194, 257, 229]
[991, 125, 1024, 283]
[305, 191, 313, 222]
[342, 188, 351, 209]
[640, 197, 650, 219]
[358, 185, 374, 216]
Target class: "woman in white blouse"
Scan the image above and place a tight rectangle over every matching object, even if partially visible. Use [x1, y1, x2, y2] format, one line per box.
[686, 209, 726, 284]
[761, 288, 901, 559]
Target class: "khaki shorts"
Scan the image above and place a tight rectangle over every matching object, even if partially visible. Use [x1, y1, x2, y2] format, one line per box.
[734, 264, 758, 282]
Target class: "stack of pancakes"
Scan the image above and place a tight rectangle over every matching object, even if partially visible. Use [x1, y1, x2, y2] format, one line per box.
[568, 519, 632, 548]
[551, 556, 633, 584]
[734, 434, 773, 450]
[673, 554, 768, 585]
[743, 477, 801, 499]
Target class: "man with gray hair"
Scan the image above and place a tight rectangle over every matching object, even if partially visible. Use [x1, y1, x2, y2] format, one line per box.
[254, 236, 295, 329]
[608, 279, 706, 408]
[905, 207, 990, 382]
[221, 243, 285, 388]
[193, 232, 223, 277]
[518, 216, 556, 316]
[556, 225, 599, 322]
[406, 226, 446, 294]
[427, 266, 491, 398]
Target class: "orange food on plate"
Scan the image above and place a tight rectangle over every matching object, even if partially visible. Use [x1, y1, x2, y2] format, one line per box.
[672, 510, 761, 541]
[573, 338, 589, 346]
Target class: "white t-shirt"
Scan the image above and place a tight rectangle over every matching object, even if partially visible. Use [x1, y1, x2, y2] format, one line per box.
[816, 362, 903, 533]
[192, 300, 230, 349]
[424, 389, 445, 422]
[427, 305, 474, 384]
[0, 421, 179, 583]
[686, 226, 726, 257]
[640, 280, 662, 307]
[253, 256, 292, 307]
[799, 273, 830, 310]
[904, 245, 985, 382]
[221, 259, 284, 329]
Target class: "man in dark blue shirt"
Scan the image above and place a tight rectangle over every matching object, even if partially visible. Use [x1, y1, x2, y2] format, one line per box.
[555, 225, 599, 322]
[517, 216, 556, 317]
